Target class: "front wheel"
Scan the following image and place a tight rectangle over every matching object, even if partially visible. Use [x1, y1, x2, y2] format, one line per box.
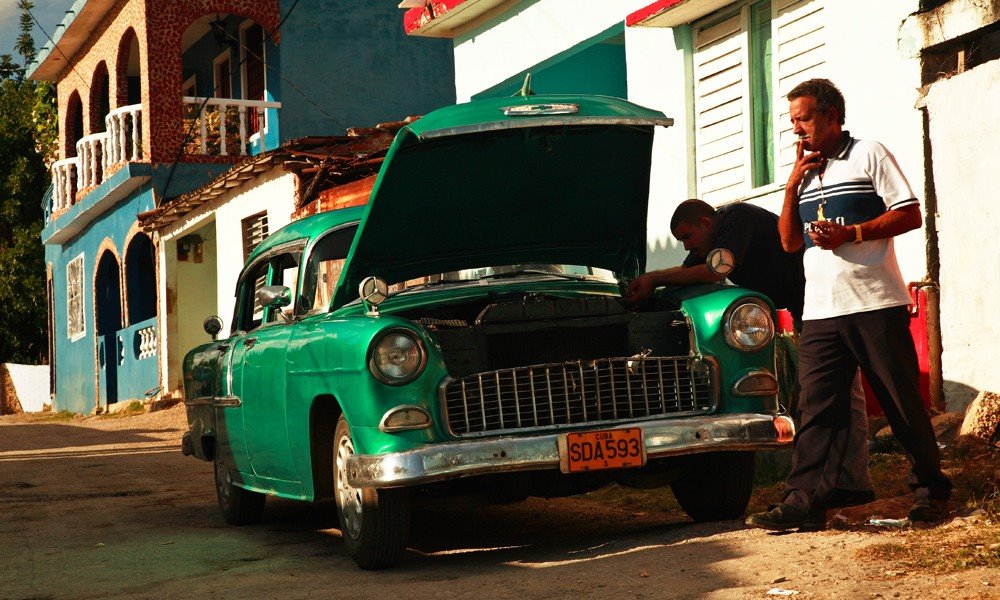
[214, 446, 265, 525]
[334, 416, 411, 570]
[670, 451, 755, 522]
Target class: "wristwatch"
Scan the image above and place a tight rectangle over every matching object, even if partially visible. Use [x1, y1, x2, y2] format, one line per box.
[853, 224, 863, 244]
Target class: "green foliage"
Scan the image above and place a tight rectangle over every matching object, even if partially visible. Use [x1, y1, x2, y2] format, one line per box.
[16, 1, 36, 71]
[0, 76, 51, 364]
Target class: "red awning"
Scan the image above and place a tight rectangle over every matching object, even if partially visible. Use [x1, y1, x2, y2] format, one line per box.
[403, 0, 516, 38]
[627, 0, 735, 28]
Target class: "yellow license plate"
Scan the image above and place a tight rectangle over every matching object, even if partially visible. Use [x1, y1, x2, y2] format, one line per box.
[558, 427, 646, 474]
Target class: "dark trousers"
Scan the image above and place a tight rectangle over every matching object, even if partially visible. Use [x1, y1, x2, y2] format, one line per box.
[784, 306, 951, 515]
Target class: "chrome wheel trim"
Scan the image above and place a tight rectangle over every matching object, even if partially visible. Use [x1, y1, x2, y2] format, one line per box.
[336, 434, 364, 540]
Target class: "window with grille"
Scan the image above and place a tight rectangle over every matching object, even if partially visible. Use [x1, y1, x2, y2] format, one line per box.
[66, 254, 85, 341]
[241, 211, 269, 261]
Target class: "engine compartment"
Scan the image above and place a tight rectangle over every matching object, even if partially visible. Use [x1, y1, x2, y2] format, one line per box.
[396, 292, 692, 378]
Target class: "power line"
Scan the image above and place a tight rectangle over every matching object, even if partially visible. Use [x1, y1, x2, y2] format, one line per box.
[25, 5, 90, 92]
[160, 0, 312, 200]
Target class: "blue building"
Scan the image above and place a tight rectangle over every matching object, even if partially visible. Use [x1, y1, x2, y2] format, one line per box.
[30, 0, 455, 414]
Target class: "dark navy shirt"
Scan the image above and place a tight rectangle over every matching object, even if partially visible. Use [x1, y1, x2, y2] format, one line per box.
[683, 202, 805, 320]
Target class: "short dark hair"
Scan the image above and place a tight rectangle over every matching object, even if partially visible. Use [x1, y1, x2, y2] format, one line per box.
[787, 78, 846, 125]
[670, 199, 716, 232]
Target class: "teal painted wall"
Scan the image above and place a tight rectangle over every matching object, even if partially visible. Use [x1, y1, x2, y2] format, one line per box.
[474, 34, 627, 100]
[47, 164, 230, 413]
[275, 0, 456, 137]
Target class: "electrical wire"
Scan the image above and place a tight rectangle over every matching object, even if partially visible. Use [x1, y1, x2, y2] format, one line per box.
[162, 0, 347, 199]
[25, 5, 91, 91]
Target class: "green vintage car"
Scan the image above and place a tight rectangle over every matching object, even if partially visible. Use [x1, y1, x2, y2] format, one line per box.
[181, 94, 794, 570]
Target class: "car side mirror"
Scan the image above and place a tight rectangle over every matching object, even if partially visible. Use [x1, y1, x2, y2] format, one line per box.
[203, 315, 224, 340]
[257, 285, 292, 309]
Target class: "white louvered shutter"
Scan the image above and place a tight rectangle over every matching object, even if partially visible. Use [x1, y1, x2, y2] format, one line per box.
[694, 12, 748, 204]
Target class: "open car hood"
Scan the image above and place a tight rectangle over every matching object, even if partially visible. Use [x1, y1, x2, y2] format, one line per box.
[334, 94, 673, 307]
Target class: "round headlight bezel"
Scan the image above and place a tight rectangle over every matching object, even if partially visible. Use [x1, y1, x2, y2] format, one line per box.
[368, 328, 427, 385]
[723, 298, 775, 352]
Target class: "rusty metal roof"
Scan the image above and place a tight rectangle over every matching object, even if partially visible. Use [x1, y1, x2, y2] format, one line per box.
[138, 118, 417, 232]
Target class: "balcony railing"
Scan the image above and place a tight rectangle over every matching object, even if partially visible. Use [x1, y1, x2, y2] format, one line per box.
[49, 103, 144, 216]
[46, 96, 281, 219]
[51, 157, 78, 214]
[182, 96, 281, 157]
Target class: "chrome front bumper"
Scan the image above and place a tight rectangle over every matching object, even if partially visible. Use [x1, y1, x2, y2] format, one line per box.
[346, 413, 794, 488]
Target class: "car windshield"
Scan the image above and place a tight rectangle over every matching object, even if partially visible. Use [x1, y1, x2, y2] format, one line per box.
[392, 264, 616, 292]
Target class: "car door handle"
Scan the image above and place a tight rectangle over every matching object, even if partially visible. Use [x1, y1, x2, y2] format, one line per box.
[242, 337, 257, 348]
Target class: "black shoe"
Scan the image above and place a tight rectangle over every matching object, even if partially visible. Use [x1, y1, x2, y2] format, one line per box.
[908, 498, 948, 522]
[745, 503, 826, 532]
[827, 489, 876, 509]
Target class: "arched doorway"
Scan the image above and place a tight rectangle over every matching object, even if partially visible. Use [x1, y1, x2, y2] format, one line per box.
[95, 250, 122, 406]
[125, 233, 156, 324]
[117, 29, 141, 106]
[91, 62, 110, 133]
[66, 91, 84, 158]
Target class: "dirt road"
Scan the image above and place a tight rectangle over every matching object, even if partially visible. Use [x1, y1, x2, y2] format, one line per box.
[1, 406, 997, 599]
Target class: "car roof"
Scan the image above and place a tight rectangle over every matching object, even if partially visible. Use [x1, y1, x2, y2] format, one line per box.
[245, 205, 366, 264]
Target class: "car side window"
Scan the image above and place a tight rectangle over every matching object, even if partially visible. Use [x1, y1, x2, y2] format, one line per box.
[264, 252, 300, 325]
[300, 225, 358, 313]
[235, 260, 271, 333]
[233, 250, 303, 333]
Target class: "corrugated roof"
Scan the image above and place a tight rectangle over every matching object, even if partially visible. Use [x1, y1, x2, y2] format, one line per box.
[138, 118, 417, 232]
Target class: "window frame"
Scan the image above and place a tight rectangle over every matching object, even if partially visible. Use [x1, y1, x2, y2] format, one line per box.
[213, 48, 232, 98]
[231, 241, 306, 336]
[299, 222, 360, 317]
[692, 0, 788, 202]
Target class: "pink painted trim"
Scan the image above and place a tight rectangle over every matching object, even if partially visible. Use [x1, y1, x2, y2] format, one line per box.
[403, 0, 469, 35]
[626, 0, 686, 27]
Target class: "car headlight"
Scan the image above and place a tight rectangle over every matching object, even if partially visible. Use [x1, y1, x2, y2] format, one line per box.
[723, 299, 774, 352]
[369, 329, 427, 385]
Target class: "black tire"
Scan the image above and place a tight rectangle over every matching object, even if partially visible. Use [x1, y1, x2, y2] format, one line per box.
[214, 446, 266, 525]
[334, 416, 411, 570]
[670, 451, 755, 522]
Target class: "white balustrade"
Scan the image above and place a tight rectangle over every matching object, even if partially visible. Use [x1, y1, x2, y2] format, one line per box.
[137, 325, 157, 360]
[50, 158, 78, 213]
[76, 132, 109, 190]
[182, 96, 281, 156]
[105, 104, 143, 165]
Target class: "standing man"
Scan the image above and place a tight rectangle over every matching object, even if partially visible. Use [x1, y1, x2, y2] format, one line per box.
[746, 79, 951, 532]
[627, 199, 874, 507]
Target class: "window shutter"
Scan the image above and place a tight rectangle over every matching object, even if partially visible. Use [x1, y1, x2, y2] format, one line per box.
[774, 0, 827, 180]
[241, 212, 269, 261]
[694, 13, 748, 204]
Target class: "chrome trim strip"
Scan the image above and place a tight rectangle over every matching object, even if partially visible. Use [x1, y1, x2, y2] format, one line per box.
[184, 397, 214, 406]
[416, 116, 675, 140]
[213, 396, 242, 408]
[347, 413, 794, 488]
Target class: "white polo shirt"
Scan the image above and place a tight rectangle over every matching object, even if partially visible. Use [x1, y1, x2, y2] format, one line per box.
[795, 134, 917, 320]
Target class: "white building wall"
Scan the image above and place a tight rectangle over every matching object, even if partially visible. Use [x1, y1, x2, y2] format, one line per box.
[452, 0, 654, 102]
[212, 172, 296, 326]
[157, 168, 296, 397]
[625, 25, 693, 270]
[923, 60, 1000, 411]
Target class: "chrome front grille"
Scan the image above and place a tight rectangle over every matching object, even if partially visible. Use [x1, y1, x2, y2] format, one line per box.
[441, 356, 715, 437]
